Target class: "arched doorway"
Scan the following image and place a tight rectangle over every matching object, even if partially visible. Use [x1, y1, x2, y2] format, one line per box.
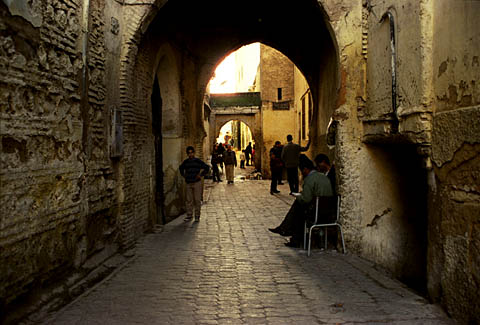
[217, 120, 254, 153]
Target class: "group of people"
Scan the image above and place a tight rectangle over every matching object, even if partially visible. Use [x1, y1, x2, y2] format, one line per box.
[210, 143, 237, 184]
[268, 134, 336, 247]
[210, 142, 254, 183]
[178, 142, 256, 222]
[269, 134, 311, 195]
[179, 135, 336, 239]
[270, 134, 336, 196]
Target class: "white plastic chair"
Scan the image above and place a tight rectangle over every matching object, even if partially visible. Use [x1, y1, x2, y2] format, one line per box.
[303, 195, 346, 256]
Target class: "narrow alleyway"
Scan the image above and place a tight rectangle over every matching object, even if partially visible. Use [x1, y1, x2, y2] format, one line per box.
[43, 167, 452, 325]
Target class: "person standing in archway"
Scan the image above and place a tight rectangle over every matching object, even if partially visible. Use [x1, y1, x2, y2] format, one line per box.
[269, 141, 284, 195]
[244, 142, 253, 166]
[211, 144, 223, 182]
[223, 144, 237, 184]
[281, 134, 310, 194]
[179, 146, 210, 222]
[217, 142, 225, 174]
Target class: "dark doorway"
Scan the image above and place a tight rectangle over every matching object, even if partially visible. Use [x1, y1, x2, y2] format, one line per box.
[151, 76, 165, 224]
[372, 143, 429, 296]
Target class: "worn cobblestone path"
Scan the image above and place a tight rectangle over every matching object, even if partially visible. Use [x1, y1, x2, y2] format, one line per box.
[44, 171, 453, 324]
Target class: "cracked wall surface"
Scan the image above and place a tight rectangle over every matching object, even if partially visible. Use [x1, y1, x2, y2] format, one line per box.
[428, 2, 480, 323]
[357, 1, 479, 322]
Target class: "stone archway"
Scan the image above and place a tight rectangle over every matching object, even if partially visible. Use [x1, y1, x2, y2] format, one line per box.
[214, 117, 260, 168]
[214, 117, 257, 146]
[117, 0, 345, 248]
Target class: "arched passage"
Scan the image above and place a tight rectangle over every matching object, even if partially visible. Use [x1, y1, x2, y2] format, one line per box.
[151, 44, 184, 224]
[119, 0, 340, 247]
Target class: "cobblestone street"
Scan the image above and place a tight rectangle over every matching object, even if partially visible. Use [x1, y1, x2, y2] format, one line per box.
[44, 169, 452, 325]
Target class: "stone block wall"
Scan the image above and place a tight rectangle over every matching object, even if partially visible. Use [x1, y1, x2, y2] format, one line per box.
[0, 0, 122, 318]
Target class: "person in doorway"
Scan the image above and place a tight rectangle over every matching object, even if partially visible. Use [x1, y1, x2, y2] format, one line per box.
[217, 142, 225, 173]
[281, 134, 310, 194]
[179, 146, 210, 222]
[244, 142, 253, 166]
[240, 150, 246, 169]
[268, 155, 333, 247]
[251, 144, 255, 166]
[223, 144, 237, 184]
[211, 144, 223, 182]
[314, 153, 336, 195]
[269, 141, 284, 194]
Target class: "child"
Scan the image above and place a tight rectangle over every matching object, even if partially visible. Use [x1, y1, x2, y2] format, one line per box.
[240, 150, 246, 169]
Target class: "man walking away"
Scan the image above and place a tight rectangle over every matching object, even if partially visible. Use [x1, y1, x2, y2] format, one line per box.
[179, 146, 210, 222]
[245, 142, 253, 166]
[281, 134, 310, 194]
[223, 144, 237, 184]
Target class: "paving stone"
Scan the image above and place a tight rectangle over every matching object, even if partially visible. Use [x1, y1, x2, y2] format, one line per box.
[43, 176, 453, 324]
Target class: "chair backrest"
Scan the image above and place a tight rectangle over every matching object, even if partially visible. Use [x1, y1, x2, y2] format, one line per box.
[313, 195, 340, 224]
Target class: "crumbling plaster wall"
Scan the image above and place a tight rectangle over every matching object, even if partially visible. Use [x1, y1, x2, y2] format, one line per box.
[1, 0, 125, 317]
[354, 0, 433, 289]
[429, 1, 480, 323]
[321, 0, 364, 254]
[363, 0, 433, 149]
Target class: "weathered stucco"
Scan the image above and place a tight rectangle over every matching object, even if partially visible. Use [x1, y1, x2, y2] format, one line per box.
[433, 1, 480, 114]
[427, 2, 480, 323]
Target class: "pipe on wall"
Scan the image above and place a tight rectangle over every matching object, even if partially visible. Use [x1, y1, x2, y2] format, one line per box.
[380, 11, 398, 123]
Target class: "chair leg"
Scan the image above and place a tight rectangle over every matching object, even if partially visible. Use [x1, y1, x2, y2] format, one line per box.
[303, 222, 307, 250]
[324, 228, 328, 250]
[308, 227, 314, 256]
[338, 224, 346, 254]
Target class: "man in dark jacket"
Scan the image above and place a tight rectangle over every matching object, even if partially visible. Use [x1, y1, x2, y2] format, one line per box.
[211, 144, 223, 183]
[269, 141, 284, 194]
[281, 134, 310, 194]
[179, 146, 210, 222]
[314, 153, 336, 195]
[244, 142, 253, 166]
[223, 144, 237, 184]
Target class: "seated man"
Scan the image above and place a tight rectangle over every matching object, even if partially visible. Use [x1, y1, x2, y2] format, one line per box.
[314, 153, 336, 195]
[269, 155, 334, 247]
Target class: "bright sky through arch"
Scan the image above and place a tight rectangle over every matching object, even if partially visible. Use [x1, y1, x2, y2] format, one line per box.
[209, 43, 260, 94]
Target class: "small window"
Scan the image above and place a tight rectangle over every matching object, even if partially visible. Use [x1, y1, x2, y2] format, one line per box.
[277, 88, 282, 100]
